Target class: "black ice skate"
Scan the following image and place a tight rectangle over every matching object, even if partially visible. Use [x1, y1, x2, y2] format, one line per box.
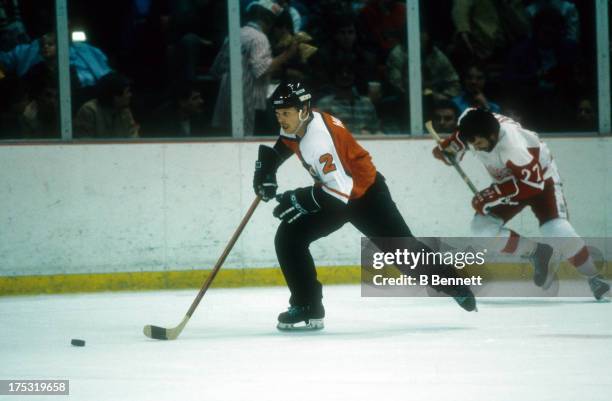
[434, 284, 477, 312]
[529, 243, 560, 289]
[277, 304, 325, 331]
[451, 288, 477, 312]
[588, 275, 610, 301]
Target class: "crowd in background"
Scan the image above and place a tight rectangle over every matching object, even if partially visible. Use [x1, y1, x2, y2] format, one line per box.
[0, 0, 605, 139]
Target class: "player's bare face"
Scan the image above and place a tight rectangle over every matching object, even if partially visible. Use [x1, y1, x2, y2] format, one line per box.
[433, 108, 457, 133]
[469, 135, 496, 152]
[275, 107, 301, 134]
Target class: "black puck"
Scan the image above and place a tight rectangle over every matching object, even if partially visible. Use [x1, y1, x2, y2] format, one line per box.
[71, 339, 85, 346]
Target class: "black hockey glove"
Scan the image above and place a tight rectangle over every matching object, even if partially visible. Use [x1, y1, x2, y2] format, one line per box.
[253, 145, 280, 201]
[273, 187, 321, 224]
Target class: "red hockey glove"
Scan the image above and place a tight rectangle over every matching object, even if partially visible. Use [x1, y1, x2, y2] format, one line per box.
[472, 178, 520, 214]
[432, 131, 466, 166]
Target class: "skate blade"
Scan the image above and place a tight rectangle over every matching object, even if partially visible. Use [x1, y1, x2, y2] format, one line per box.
[277, 318, 324, 331]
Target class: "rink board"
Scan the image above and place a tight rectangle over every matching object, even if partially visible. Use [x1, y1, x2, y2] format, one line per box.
[1, 138, 610, 295]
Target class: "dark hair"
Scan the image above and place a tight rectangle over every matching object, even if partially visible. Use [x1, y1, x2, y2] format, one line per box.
[96, 72, 131, 107]
[275, 9, 294, 33]
[246, 4, 276, 28]
[432, 99, 459, 115]
[458, 108, 499, 142]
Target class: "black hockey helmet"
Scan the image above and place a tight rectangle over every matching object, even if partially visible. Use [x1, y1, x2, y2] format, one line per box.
[271, 81, 312, 110]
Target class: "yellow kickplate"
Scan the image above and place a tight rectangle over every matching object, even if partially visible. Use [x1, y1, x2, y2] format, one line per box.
[0, 266, 361, 296]
[0, 262, 607, 296]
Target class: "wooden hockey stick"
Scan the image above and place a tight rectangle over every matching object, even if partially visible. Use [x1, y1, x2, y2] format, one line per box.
[425, 121, 479, 194]
[143, 196, 262, 340]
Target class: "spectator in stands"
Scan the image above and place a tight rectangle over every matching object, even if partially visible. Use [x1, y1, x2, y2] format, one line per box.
[167, 0, 227, 84]
[358, 0, 406, 61]
[0, 31, 112, 88]
[421, 31, 461, 102]
[384, 31, 406, 96]
[316, 61, 381, 135]
[74, 72, 139, 138]
[242, 0, 305, 32]
[430, 99, 459, 134]
[387, 27, 460, 118]
[302, 0, 353, 45]
[271, 7, 295, 46]
[0, 0, 29, 51]
[450, 0, 529, 67]
[0, 31, 55, 76]
[452, 62, 500, 114]
[0, 72, 61, 140]
[274, 0, 305, 32]
[525, 0, 580, 43]
[270, 8, 317, 83]
[503, 7, 581, 130]
[210, 0, 297, 135]
[21, 88, 58, 138]
[309, 13, 376, 95]
[572, 96, 596, 131]
[143, 82, 205, 137]
[21, 72, 59, 138]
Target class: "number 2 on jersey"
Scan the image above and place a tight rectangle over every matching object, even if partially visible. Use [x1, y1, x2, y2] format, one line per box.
[319, 153, 337, 174]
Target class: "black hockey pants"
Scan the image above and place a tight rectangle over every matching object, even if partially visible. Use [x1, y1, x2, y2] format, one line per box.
[274, 173, 462, 306]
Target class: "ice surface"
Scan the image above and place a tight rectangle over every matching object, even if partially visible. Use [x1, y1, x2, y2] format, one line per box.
[1, 285, 611, 401]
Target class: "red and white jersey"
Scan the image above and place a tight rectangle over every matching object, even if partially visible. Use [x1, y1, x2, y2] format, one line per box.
[280, 111, 377, 203]
[459, 109, 561, 200]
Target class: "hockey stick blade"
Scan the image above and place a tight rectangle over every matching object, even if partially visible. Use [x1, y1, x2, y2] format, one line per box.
[143, 316, 189, 341]
[142, 197, 261, 341]
[143, 325, 170, 340]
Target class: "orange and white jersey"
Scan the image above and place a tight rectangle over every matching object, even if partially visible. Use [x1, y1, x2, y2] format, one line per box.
[280, 111, 377, 203]
[458, 109, 560, 196]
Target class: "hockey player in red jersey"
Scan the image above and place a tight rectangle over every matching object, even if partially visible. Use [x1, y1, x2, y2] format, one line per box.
[433, 108, 610, 300]
[253, 81, 477, 330]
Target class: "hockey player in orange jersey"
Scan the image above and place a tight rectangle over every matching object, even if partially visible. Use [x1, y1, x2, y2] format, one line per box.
[253, 81, 477, 331]
[433, 108, 610, 300]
